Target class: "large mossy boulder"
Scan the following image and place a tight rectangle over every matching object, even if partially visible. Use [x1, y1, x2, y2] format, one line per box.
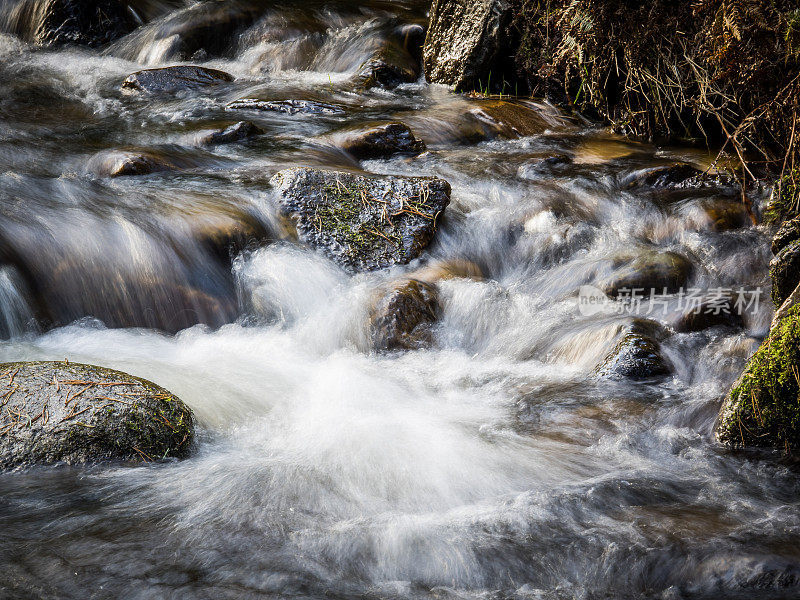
[422, 0, 514, 92]
[715, 303, 800, 451]
[0, 361, 194, 469]
[270, 167, 450, 273]
[3, 0, 136, 47]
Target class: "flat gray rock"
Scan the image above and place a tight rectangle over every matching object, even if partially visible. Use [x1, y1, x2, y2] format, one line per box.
[0, 361, 194, 470]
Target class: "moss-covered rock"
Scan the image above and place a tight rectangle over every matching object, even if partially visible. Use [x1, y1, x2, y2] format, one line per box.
[270, 167, 450, 273]
[770, 239, 800, 307]
[0, 361, 194, 469]
[715, 304, 800, 451]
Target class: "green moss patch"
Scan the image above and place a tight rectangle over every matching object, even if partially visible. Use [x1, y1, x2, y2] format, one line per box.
[716, 305, 800, 451]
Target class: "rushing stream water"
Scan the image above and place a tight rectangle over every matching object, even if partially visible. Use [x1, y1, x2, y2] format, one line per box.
[0, 1, 799, 599]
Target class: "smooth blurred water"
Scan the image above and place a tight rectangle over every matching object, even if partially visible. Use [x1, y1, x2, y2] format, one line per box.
[0, 2, 797, 599]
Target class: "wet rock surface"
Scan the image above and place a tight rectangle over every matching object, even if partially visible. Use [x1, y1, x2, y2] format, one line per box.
[772, 215, 800, 254]
[596, 320, 672, 380]
[108, 0, 263, 62]
[370, 278, 440, 351]
[673, 295, 744, 332]
[270, 167, 450, 273]
[358, 39, 421, 89]
[0, 361, 194, 469]
[227, 99, 344, 115]
[624, 163, 738, 192]
[601, 250, 693, 298]
[198, 121, 264, 146]
[333, 122, 425, 160]
[122, 66, 234, 95]
[770, 239, 800, 307]
[423, 0, 514, 91]
[3, 0, 136, 47]
[90, 149, 180, 177]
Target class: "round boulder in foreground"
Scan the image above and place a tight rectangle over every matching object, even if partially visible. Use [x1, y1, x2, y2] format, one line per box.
[0, 361, 194, 470]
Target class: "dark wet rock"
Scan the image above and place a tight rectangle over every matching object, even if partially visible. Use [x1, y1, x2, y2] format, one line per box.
[89, 149, 182, 178]
[770, 239, 800, 307]
[334, 122, 425, 160]
[370, 278, 440, 351]
[673, 294, 744, 333]
[715, 300, 800, 450]
[198, 121, 264, 146]
[596, 319, 672, 380]
[0, 361, 193, 469]
[122, 66, 234, 95]
[270, 167, 450, 273]
[90, 150, 178, 178]
[624, 163, 738, 192]
[601, 250, 693, 298]
[685, 198, 751, 232]
[423, 0, 514, 92]
[395, 23, 426, 63]
[3, 0, 136, 47]
[178, 201, 271, 264]
[358, 38, 421, 89]
[227, 99, 344, 115]
[772, 215, 800, 255]
[518, 155, 573, 178]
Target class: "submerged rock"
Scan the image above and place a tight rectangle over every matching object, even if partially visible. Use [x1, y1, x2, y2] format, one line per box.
[198, 121, 264, 146]
[673, 294, 744, 333]
[423, 0, 514, 92]
[122, 66, 234, 95]
[370, 279, 440, 351]
[90, 149, 179, 178]
[770, 239, 800, 307]
[87, 148, 205, 178]
[108, 0, 263, 62]
[226, 99, 344, 115]
[270, 167, 450, 273]
[0, 361, 194, 469]
[715, 301, 800, 451]
[624, 164, 740, 196]
[772, 215, 800, 255]
[596, 319, 672, 380]
[358, 39, 421, 89]
[601, 250, 693, 298]
[4, 0, 136, 47]
[333, 122, 425, 160]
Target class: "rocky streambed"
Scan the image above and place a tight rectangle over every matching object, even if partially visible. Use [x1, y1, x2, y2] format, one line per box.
[0, 1, 798, 599]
